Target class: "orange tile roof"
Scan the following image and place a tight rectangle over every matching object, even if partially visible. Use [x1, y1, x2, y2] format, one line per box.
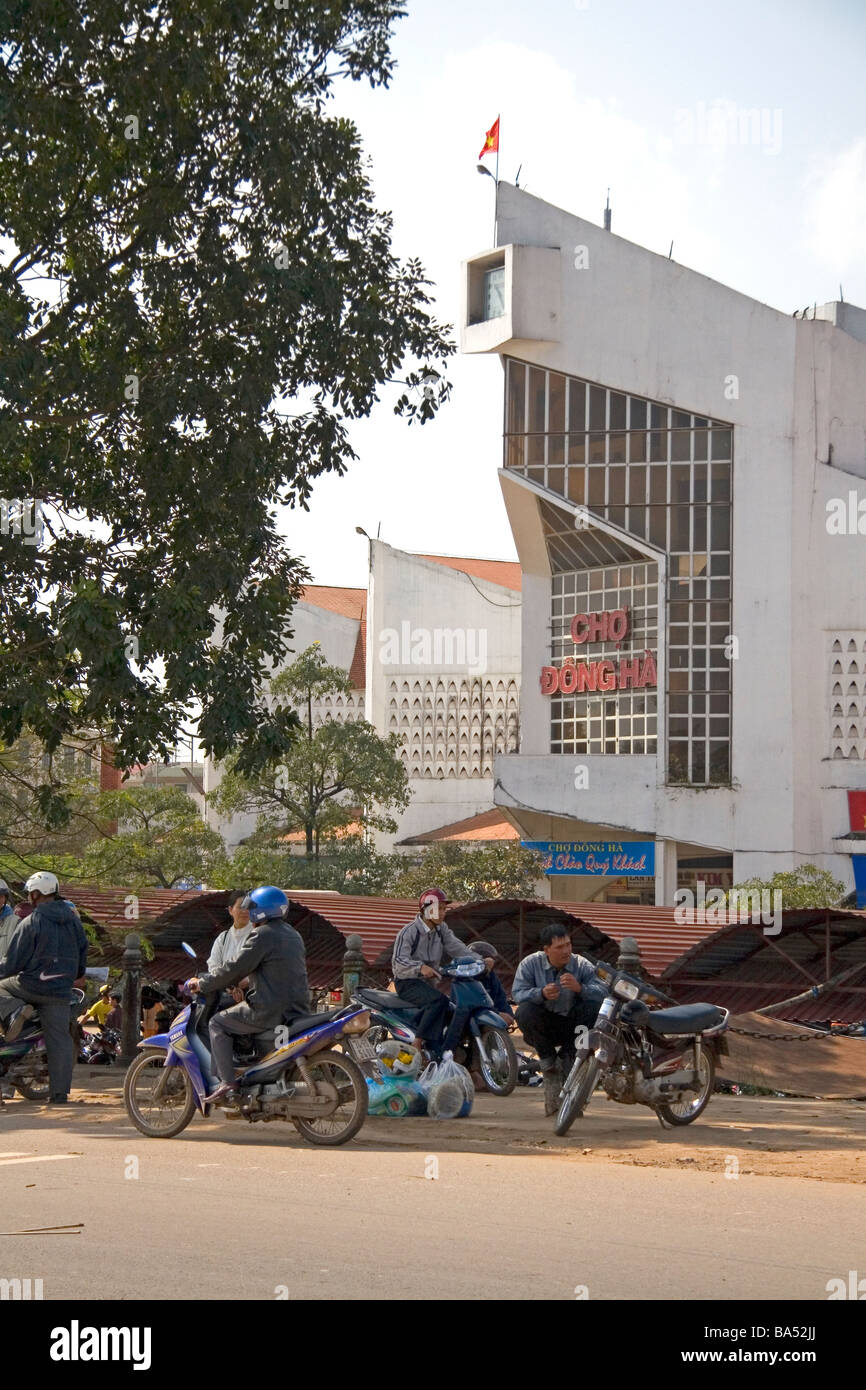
[300, 586, 366, 620]
[400, 809, 520, 845]
[415, 554, 522, 592]
[299, 585, 366, 690]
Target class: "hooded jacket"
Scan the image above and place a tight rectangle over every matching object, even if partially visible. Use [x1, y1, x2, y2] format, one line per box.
[0, 898, 88, 999]
[0, 903, 16, 962]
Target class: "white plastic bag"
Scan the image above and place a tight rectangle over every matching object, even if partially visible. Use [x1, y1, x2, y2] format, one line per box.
[418, 1050, 474, 1119]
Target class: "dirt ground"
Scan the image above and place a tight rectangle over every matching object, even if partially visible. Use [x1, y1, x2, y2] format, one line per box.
[17, 1062, 865, 1186]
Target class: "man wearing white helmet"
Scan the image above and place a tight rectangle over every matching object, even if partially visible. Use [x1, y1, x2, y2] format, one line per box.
[0, 870, 88, 1104]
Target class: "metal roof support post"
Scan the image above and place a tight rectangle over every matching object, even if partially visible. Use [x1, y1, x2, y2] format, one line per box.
[825, 910, 831, 982]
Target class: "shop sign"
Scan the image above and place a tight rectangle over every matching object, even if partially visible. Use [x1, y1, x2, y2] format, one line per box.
[522, 840, 656, 876]
[540, 607, 657, 696]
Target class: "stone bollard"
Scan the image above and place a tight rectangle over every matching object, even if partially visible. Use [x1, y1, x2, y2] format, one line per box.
[341, 933, 364, 1006]
[616, 934, 644, 979]
[119, 932, 143, 1066]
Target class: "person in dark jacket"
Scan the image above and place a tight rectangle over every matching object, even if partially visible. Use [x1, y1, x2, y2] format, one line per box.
[0, 870, 88, 1104]
[469, 941, 515, 1025]
[0, 879, 16, 961]
[187, 885, 309, 1105]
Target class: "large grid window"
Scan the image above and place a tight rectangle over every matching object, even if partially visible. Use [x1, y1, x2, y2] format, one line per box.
[505, 358, 732, 785]
[551, 564, 658, 755]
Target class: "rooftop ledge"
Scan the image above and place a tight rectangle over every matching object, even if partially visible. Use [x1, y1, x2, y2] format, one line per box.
[460, 244, 561, 354]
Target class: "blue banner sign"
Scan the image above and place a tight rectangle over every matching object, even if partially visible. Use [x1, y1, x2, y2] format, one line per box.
[522, 840, 656, 876]
[852, 856, 866, 909]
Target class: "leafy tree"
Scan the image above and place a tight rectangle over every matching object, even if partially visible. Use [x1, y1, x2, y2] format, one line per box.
[0, 2, 453, 787]
[214, 645, 410, 856]
[215, 834, 400, 897]
[72, 785, 227, 889]
[389, 840, 546, 902]
[0, 732, 104, 876]
[726, 864, 847, 910]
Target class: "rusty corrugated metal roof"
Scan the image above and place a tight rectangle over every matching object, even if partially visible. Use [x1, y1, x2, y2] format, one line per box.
[548, 901, 720, 977]
[661, 909, 866, 1023]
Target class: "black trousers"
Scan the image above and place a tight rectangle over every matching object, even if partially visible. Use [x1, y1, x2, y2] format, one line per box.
[516, 995, 601, 1069]
[394, 977, 450, 1050]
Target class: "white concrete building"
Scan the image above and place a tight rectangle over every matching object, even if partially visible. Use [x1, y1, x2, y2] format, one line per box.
[203, 545, 522, 851]
[461, 184, 866, 906]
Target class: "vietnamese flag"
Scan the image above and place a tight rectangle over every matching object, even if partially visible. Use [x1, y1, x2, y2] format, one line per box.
[479, 117, 500, 161]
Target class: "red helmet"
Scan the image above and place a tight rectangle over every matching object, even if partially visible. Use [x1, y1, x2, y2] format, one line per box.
[419, 888, 448, 914]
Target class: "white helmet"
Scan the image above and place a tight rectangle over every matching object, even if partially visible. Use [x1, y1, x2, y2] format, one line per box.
[0, 879, 9, 895]
[24, 870, 59, 896]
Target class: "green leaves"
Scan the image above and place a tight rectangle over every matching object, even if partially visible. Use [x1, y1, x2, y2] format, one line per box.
[726, 864, 847, 910]
[389, 841, 547, 903]
[1, 1, 454, 783]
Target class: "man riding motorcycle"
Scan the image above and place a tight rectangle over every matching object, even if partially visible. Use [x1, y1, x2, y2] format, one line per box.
[391, 888, 474, 1059]
[186, 886, 309, 1106]
[0, 870, 88, 1105]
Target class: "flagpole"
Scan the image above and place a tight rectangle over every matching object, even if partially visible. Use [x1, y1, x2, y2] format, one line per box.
[493, 114, 500, 246]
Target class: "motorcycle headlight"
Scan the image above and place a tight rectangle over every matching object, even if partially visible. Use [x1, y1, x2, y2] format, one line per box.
[614, 978, 640, 1000]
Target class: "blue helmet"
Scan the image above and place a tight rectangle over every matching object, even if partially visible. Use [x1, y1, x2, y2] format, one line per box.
[243, 886, 289, 924]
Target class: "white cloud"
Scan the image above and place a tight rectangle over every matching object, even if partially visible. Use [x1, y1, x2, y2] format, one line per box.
[803, 138, 866, 278]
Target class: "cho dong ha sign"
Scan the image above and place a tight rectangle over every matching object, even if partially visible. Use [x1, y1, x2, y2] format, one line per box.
[540, 608, 657, 695]
[522, 840, 656, 876]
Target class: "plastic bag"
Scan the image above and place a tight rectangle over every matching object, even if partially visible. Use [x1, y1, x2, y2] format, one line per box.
[365, 1076, 427, 1117]
[418, 1051, 474, 1119]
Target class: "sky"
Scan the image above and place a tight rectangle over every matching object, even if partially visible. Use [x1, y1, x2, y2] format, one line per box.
[281, 0, 866, 589]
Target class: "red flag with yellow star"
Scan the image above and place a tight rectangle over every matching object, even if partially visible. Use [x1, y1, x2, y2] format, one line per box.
[478, 117, 499, 161]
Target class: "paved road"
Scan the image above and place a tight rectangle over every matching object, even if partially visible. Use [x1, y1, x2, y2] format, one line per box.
[1, 1092, 863, 1300]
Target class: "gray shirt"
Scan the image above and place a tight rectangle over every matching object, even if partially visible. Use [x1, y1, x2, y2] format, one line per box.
[207, 923, 256, 974]
[392, 915, 472, 981]
[512, 950, 606, 1016]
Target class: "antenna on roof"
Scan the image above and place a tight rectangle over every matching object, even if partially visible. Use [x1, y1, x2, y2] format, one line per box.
[603, 188, 611, 232]
[668, 241, 674, 259]
[840, 284, 844, 302]
[515, 163, 522, 187]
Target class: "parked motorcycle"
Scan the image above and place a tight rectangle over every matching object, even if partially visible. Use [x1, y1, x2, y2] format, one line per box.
[350, 957, 518, 1096]
[123, 944, 370, 1146]
[554, 960, 729, 1136]
[79, 1026, 121, 1065]
[0, 988, 85, 1102]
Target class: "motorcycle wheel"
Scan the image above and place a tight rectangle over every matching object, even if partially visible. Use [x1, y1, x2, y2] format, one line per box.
[14, 1045, 50, 1102]
[657, 1048, 715, 1126]
[124, 1050, 196, 1138]
[292, 1049, 368, 1146]
[476, 1028, 518, 1096]
[554, 1056, 600, 1137]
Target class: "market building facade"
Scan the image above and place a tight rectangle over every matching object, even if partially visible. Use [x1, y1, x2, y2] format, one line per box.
[462, 184, 866, 906]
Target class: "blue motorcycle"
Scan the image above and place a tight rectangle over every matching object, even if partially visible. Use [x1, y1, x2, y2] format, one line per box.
[350, 957, 518, 1096]
[123, 945, 370, 1146]
[0, 988, 84, 1102]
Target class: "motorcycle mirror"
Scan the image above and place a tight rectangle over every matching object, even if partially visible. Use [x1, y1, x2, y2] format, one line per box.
[181, 942, 197, 959]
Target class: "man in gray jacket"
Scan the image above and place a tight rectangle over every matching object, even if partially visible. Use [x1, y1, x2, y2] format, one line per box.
[512, 924, 606, 1114]
[392, 889, 473, 1058]
[188, 885, 309, 1105]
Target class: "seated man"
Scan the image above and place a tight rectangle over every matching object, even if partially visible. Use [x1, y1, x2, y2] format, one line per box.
[187, 885, 309, 1106]
[512, 925, 607, 1115]
[392, 888, 473, 1059]
[469, 941, 515, 1027]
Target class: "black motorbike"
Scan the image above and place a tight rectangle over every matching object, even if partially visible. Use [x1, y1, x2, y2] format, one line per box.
[79, 1026, 121, 1065]
[554, 960, 729, 1136]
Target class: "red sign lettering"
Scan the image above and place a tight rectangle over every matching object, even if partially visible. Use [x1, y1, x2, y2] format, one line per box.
[539, 650, 658, 696]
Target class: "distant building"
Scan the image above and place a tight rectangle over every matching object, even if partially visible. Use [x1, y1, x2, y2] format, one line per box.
[201, 542, 522, 852]
[462, 184, 866, 905]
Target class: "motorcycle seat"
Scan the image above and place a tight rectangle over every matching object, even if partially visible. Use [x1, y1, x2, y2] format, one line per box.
[355, 989, 418, 1014]
[646, 1003, 726, 1035]
[280, 1005, 346, 1041]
